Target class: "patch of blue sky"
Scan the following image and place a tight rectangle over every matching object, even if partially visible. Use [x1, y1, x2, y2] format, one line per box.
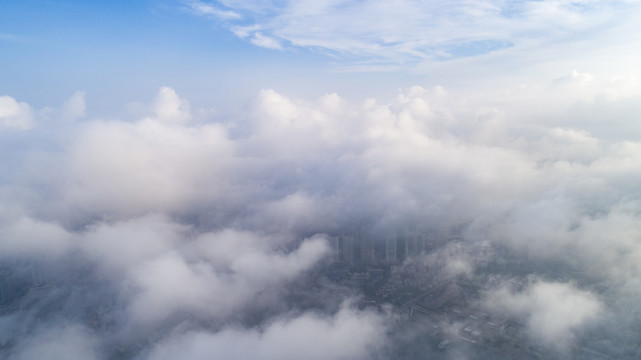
[498, 0, 529, 18]
[436, 39, 514, 60]
[0, 0, 275, 109]
[2, 0, 641, 110]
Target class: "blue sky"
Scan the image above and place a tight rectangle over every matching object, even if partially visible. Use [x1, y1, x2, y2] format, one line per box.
[3, 0, 640, 114]
[1, 1, 266, 109]
[1, 0, 415, 113]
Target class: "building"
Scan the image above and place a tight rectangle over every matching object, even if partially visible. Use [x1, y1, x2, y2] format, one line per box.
[385, 237, 397, 263]
[359, 236, 374, 264]
[341, 234, 354, 263]
[331, 236, 341, 262]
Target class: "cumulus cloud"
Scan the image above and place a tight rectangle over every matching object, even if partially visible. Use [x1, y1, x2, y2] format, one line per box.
[125, 233, 329, 325]
[150, 86, 192, 123]
[145, 303, 386, 360]
[2, 74, 641, 357]
[80, 214, 187, 273]
[60, 91, 86, 123]
[0, 95, 34, 130]
[62, 110, 233, 220]
[483, 280, 603, 351]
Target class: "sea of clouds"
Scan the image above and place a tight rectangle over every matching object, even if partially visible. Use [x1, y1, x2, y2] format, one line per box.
[1, 71, 641, 358]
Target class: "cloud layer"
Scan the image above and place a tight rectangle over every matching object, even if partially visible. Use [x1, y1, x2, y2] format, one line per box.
[2, 72, 641, 357]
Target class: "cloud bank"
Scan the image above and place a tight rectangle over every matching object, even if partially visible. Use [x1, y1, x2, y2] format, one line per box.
[1, 71, 641, 357]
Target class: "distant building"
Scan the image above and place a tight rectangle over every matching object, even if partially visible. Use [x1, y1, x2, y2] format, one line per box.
[392, 232, 430, 261]
[447, 236, 463, 246]
[385, 237, 397, 263]
[330, 233, 356, 264]
[341, 234, 354, 263]
[359, 236, 373, 264]
[404, 234, 426, 260]
[331, 236, 341, 262]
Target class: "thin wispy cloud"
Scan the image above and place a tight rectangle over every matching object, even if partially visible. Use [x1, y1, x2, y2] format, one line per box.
[188, 0, 639, 65]
[185, 0, 241, 19]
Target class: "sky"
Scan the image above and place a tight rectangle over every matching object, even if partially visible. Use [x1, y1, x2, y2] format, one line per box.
[2, 0, 639, 111]
[2, 0, 641, 359]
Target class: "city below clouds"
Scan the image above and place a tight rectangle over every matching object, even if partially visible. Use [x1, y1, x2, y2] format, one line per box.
[2, 1, 641, 359]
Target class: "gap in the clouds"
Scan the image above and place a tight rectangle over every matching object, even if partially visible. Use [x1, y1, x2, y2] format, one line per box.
[438, 39, 514, 60]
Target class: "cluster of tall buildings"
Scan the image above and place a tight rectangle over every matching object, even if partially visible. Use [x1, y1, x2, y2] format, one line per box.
[331, 232, 433, 264]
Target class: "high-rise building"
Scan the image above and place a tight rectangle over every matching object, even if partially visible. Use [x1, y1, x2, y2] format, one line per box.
[342, 234, 354, 263]
[385, 237, 397, 263]
[447, 236, 463, 254]
[404, 236, 417, 260]
[330, 235, 341, 263]
[417, 233, 427, 255]
[404, 232, 430, 259]
[359, 236, 373, 264]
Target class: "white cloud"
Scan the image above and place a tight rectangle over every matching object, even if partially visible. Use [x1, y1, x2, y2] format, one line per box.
[9, 325, 100, 360]
[189, 0, 641, 71]
[250, 32, 282, 50]
[145, 303, 386, 360]
[63, 109, 233, 219]
[0, 95, 34, 130]
[151, 86, 192, 123]
[60, 91, 86, 122]
[2, 79, 641, 357]
[186, 0, 241, 19]
[80, 214, 187, 273]
[483, 280, 603, 351]
[125, 234, 329, 325]
[0, 217, 73, 258]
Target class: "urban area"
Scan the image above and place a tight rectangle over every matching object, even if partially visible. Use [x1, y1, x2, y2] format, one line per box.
[321, 232, 641, 360]
[1, 232, 640, 359]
